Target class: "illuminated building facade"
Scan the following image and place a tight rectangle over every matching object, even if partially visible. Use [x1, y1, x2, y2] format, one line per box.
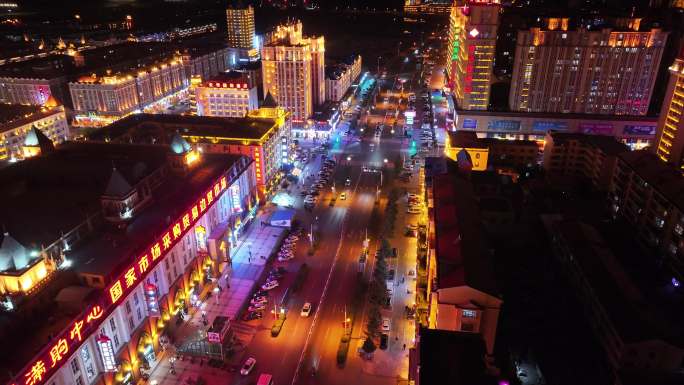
[0, 77, 62, 106]
[510, 18, 668, 116]
[446, 0, 500, 110]
[542, 132, 628, 191]
[69, 58, 188, 126]
[179, 45, 231, 81]
[226, 4, 258, 61]
[654, 54, 684, 169]
[261, 21, 325, 123]
[88, 100, 290, 199]
[1, 141, 257, 385]
[0, 103, 68, 162]
[325, 55, 362, 102]
[226, 4, 255, 50]
[195, 72, 259, 117]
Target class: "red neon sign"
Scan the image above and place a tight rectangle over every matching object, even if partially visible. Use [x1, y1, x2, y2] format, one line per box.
[8, 175, 230, 385]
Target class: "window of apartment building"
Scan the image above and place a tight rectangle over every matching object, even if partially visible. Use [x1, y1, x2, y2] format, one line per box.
[462, 309, 477, 318]
[125, 301, 132, 314]
[461, 323, 474, 332]
[113, 334, 120, 348]
[128, 317, 134, 331]
[137, 307, 143, 321]
[109, 318, 117, 333]
[70, 358, 80, 375]
[75, 376, 84, 385]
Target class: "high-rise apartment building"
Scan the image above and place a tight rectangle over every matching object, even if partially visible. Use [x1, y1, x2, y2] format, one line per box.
[446, 0, 501, 111]
[261, 21, 325, 123]
[226, 3, 255, 50]
[509, 18, 668, 116]
[654, 52, 684, 169]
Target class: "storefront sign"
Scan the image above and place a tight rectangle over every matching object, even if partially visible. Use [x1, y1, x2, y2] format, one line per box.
[623, 125, 656, 136]
[96, 335, 117, 373]
[487, 120, 520, 132]
[580, 123, 614, 135]
[207, 332, 221, 343]
[462, 118, 477, 129]
[532, 121, 568, 131]
[144, 284, 160, 316]
[230, 184, 242, 214]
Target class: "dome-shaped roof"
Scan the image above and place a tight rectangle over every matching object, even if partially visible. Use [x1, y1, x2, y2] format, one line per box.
[169, 133, 192, 154]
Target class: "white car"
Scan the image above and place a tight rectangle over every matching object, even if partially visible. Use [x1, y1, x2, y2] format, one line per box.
[277, 255, 294, 262]
[262, 280, 279, 291]
[240, 357, 256, 375]
[381, 317, 391, 331]
[301, 302, 312, 317]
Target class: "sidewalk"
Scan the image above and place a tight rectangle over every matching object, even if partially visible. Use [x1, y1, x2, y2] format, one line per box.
[146, 212, 286, 385]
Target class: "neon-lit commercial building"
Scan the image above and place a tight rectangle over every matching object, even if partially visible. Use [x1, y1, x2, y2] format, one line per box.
[446, 0, 500, 111]
[0, 101, 69, 162]
[69, 58, 188, 127]
[509, 18, 668, 116]
[195, 72, 259, 117]
[261, 21, 325, 123]
[88, 98, 290, 199]
[0, 140, 257, 385]
[654, 52, 684, 169]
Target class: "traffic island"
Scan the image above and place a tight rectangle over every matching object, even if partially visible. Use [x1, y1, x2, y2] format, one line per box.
[270, 313, 286, 337]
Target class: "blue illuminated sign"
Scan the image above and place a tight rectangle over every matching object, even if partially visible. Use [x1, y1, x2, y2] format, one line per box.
[463, 119, 477, 129]
[532, 121, 568, 131]
[623, 125, 656, 136]
[488, 120, 521, 131]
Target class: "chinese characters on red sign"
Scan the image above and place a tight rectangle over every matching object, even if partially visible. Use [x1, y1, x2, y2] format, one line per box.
[13, 175, 229, 385]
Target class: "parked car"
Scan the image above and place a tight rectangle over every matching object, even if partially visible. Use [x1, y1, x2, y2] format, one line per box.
[300, 302, 313, 317]
[240, 357, 257, 375]
[248, 304, 265, 312]
[262, 281, 279, 291]
[277, 255, 294, 262]
[382, 317, 391, 331]
[242, 311, 263, 321]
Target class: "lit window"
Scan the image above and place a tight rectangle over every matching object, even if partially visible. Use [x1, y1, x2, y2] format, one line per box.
[462, 309, 477, 318]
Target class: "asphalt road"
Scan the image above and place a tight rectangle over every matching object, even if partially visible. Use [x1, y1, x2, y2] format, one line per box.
[229, 40, 436, 385]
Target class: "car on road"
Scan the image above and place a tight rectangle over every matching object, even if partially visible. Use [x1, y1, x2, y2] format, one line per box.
[251, 297, 267, 306]
[407, 207, 421, 214]
[301, 302, 313, 317]
[242, 311, 263, 321]
[382, 317, 391, 331]
[339, 192, 347, 200]
[248, 304, 265, 312]
[240, 357, 257, 375]
[345, 178, 351, 187]
[277, 255, 294, 262]
[262, 280, 279, 291]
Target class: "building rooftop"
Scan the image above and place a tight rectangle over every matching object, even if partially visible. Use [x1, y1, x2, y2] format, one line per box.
[0, 104, 44, 126]
[0, 141, 168, 249]
[0, 42, 174, 80]
[616, 150, 684, 212]
[548, 131, 629, 156]
[416, 327, 496, 385]
[177, 34, 228, 58]
[88, 113, 278, 143]
[550, 220, 684, 346]
[200, 71, 252, 88]
[69, 152, 244, 279]
[431, 158, 499, 297]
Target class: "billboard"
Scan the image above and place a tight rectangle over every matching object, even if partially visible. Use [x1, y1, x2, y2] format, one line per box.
[580, 123, 614, 135]
[623, 125, 656, 136]
[462, 118, 477, 129]
[487, 120, 521, 131]
[532, 121, 568, 132]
